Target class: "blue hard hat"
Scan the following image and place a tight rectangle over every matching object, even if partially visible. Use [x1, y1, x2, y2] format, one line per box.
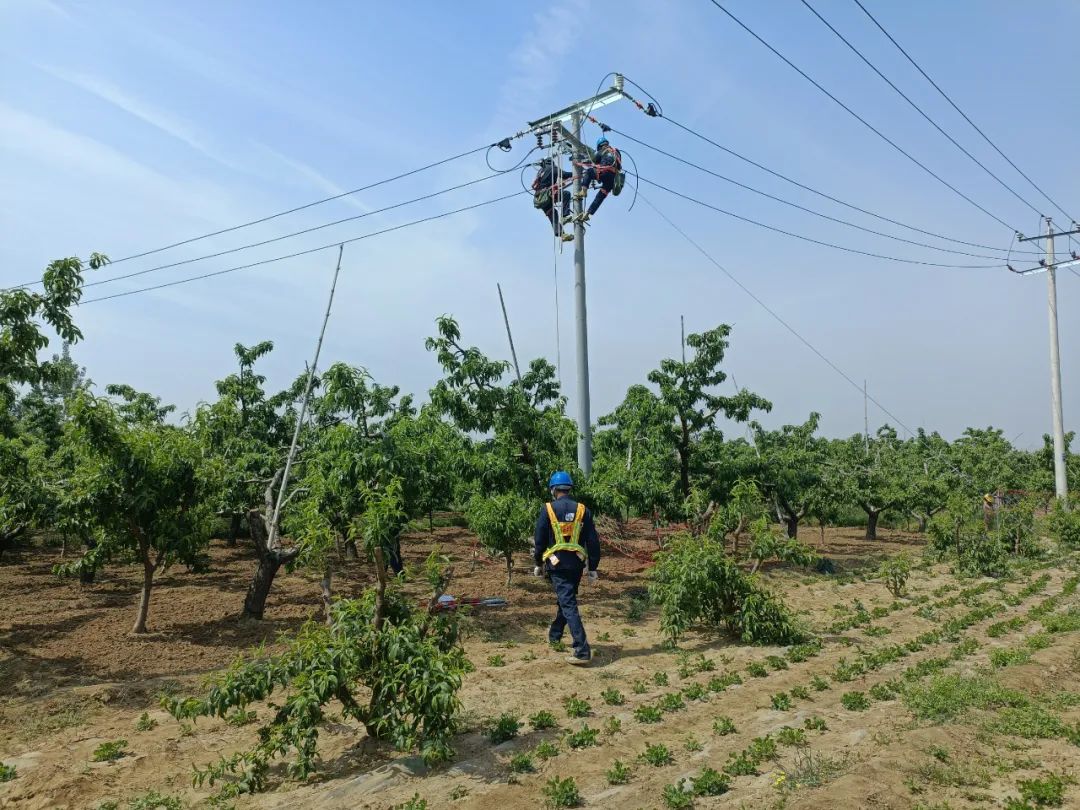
[548, 471, 573, 489]
[596, 136, 609, 150]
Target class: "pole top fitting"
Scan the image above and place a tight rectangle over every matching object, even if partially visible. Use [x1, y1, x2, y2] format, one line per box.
[614, 74, 624, 92]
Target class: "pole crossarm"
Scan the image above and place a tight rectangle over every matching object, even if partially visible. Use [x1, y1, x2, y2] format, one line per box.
[1009, 257, 1080, 276]
[1018, 227, 1080, 242]
[527, 77, 625, 135]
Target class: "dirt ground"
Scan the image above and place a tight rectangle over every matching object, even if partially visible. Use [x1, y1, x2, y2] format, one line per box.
[1, 524, 1077, 810]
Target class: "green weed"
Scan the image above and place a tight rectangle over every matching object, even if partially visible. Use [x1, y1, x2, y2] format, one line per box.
[92, 739, 129, 762]
[841, 691, 871, 711]
[486, 713, 520, 744]
[542, 776, 582, 808]
[601, 688, 625, 706]
[562, 696, 590, 718]
[641, 742, 674, 766]
[713, 716, 737, 735]
[529, 710, 558, 730]
[509, 752, 535, 773]
[606, 759, 632, 785]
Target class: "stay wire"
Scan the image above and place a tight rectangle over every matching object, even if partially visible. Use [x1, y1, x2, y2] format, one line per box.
[704, 0, 1020, 233]
[656, 115, 1040, 256]
[640, 191, 915, 436]
[609, 124, 1017, 261]
[81, 172, 509, 291]
[800, 0, 1044, 220]
[635, 173, 1006, 269]
[80, 189, 528, 305]
[851, 0, 1076, 226]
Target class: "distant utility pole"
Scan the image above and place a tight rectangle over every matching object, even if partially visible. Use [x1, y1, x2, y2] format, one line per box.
[863, 380, 869, 454]
[681, 315, 687, 363]
[1017, 218, 1075, 506]
[527, 75, 630, 475]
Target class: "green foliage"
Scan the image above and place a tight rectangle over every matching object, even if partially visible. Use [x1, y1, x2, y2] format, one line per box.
[841, 692, 870, 711]
[787, 639, 823, 662]
[790, 685, 811, 700]
[509, 752, 535, 773]
[486, 654, 505, 668]
[529, 710, 557, 730]
[652, 671, 669, 686]
[601, 688, 624, 706]
[165, 582, 466, 794]
[745, 517, 819, 573]
[485, 713, 520, 744]
[765, 654, 789, 671]
[991, 647, 1033, 668]
[904, 674, 1026, 723]
[658, 692, 686, 713]
[804, 716, 827, 731]
[634, 705, 663, 724]
[661, 782, 693, 809]
[606, 759, 632, 784]
[92, 739, 129, 762]
[684, 735, 702, 752]
[466, 492, 534, 584]
[691, 767, 730, 796]
[535, 740, 560, 760]
[562, 696, 590, 718]
[776, 726, 808, 747]
[125, 793, 183, 810]
[707, 672, 742, 692]
[542, 776, 582, 808]
[723, 750, 758, 776]
[1015, 773, 1067, 807]
[0, 762, 16, 782]
[394, 795, 428, 810]
[879, 553, 913, 597]
[713, 716, 737, 736]
[564, 725, 599, 749]
[746, 661, 768, 678]
[1045, 501, 1080, 547]
[682, 683, 707, 701]
[869, 682, 899, 701]
[650, 532, 804, 645]
[135, 712, 158, 732]
[809, 675, 829, 691]
[641, 742, 674, 766]
[632, 679, 648, 694]
[771, 692, 792, 710]
[604, 717, 622, 735]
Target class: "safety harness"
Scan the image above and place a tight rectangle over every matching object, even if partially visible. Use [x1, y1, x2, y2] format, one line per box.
[542, 501, 587, 565]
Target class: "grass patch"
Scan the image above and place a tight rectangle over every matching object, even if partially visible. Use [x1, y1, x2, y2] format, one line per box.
[542, 776, 582, 808]
[529, 710, 558, 730]
[562, 696, 590, 718]
[601, 688, 624, 706]
[564, 725, 599, 749]
[606, 759, 632, 785]
[641, 742, 674, 767]
[485, 713, 520, 744]
[713, 716, 737, 735]
[91, 739, 128, 762]
[841, 691, 870, 711]
[905, 674, 1027, 723]
[509, 752, 535, 773]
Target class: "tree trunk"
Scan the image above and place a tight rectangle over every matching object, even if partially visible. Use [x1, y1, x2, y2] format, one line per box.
[678, 441, 691, 503]
[504, 551, 513, 585]
[343, 538, 359, 560]
[0, 526, 26, 562]
[819, 522, 825, 547]
[132, 537, 154, 635]
[865, 508, 880, 541]
[785, 515, 799, 539]
[226, 513, 242, 547]
[372, 547, 388, 631]
[429, 510, 435, 534]
[320, 566, 333, 625]
[916, 513, 928, 533]
[78, 534, 97, 585]
[242, 509, 298, 620]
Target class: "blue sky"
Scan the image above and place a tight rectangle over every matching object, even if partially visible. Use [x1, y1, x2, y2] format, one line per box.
[1, 0, 1076, 448]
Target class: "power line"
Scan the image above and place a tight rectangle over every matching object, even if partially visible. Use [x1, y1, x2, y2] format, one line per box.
[634, 173, 1005, 269]
[704, 0, 1020, 233]
[80, 190, 527, 305]
[851, 0, 1075, 226]
[611, 124, 1018, 261]
[799, 0, 1044, 220]
[81, 172, 506, 291]
[6, 142, 502, 290]
[654, 115, 1040, 256]
[640, 191, 915, 436]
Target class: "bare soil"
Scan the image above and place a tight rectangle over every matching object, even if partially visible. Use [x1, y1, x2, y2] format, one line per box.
[1, 525, 1077, 810]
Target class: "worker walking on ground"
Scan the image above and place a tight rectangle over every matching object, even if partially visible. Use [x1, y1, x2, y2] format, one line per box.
[533, 471, 601, 665]
[533, 158, 575, 241]
[571, 136, 622, 225]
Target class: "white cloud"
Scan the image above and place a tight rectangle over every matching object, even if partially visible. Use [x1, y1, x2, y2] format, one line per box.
[37, 64, 249, 174]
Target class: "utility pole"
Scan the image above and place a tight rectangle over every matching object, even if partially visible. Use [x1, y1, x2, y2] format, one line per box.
[526, 75, 629, 475]
[496, 283, 522, 383]
[1016, 218, 1073, 506]
[863, 379, 869, 454]
[681, 315, 686, 363]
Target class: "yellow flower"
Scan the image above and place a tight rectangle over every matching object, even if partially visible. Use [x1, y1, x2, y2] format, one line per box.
[773, 772, 787, 787]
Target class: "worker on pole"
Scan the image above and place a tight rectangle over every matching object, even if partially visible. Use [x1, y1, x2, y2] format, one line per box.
[533, 471, 600, 665]
[571, 136, 622, 224]
[532, 157, 575, 241]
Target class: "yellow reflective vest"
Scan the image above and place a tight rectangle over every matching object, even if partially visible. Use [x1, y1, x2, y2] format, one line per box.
[542, 501, 587, 564]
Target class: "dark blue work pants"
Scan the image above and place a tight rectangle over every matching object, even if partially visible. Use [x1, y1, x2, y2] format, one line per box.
[547, 562, 590, 659]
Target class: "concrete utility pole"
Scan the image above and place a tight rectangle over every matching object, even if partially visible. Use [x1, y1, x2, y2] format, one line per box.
[1016, 219, 1074, 506]
[527, 75, 629, 475]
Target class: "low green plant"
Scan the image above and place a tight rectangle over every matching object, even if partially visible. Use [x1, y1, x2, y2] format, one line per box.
[653, 671, 670, 687]
[804, 716, 827, 731]
[135, 712, 158, 732]
[661, 782, 693, 809]
[487, 654, 505, 668]
[723, 750, 757, 776]
[992, 647, 1033, 668]
[509, 752, 535, 773]
[1015, 773, 1067, 807]
[682, 683, 707, 701]
[776, 726, 807, 747]
[809, 674, 829, 691]
[747, 735, 777, 762]
[449, 786, 469, 801]
[634, 705, 663, 724]
[658, 692, 686, 713]
[621, 628, 637, 637]
[126, 792, 183, 810]
[530, 710, 558, 730]
[632, 679, 649, 694]
[879, 553, 913, 597]
[542, 776, 582, 808]
[691, 766, 730, 796]
[905, 673, 1026, 723]
[596, 632, 612, 642]
[641, 742, 674, 766]
[832, 657, 865, 683]
[0, 763, 15, 782]
[684, 735, 703, 752]
[841, 691, 870, 711]
[1025, 632, 1052, 651]
[771, 692, 792, 710]
[535, 740, 560, 760]
[707, 672, 742, 692]
[562, 696, 590, 718]
[394, 795, 427, 810]
[225, 709, 257, 727]
[869, 682, 898, 701]
[606, 759, 632, 784]
[746, 661, 768, 678]
[485, 713, 520, 744]
[713, 716, 737, 736]
[790, 685, 811, 700]
[92, 739, 129, 762]
[604, 717, 622, 735]
[565, 725, 599, 749]
[865, 625, 891, 637]
[601, 687, 624, 706]
[765, 655, 789, 671]
[787, 639, 823, 662]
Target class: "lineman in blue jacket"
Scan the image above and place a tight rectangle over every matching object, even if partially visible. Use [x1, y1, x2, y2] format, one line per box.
[533, 471, 601, 665]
